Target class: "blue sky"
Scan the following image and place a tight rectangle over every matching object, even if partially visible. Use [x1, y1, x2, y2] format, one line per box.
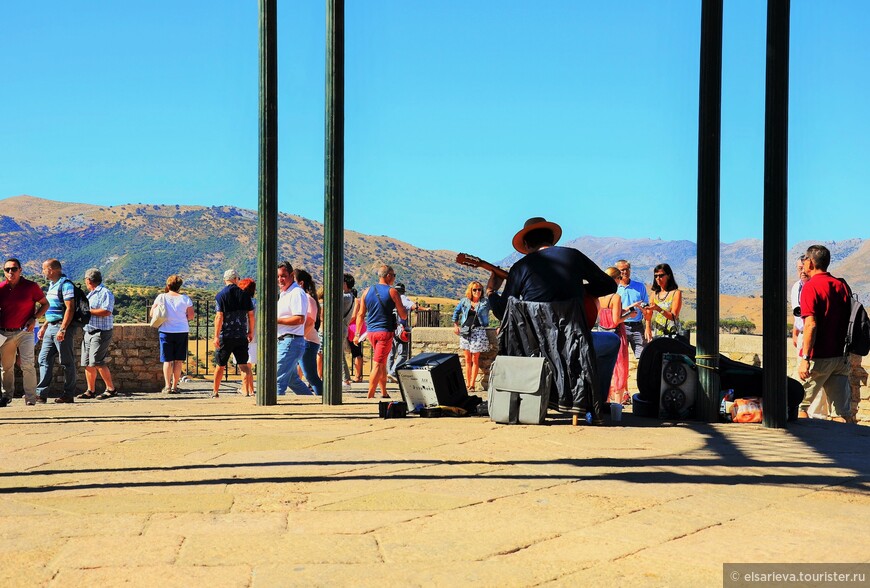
[2, 1, 867, 261]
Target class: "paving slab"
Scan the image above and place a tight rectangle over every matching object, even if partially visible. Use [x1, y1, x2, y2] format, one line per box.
[0, 391, 867, 587]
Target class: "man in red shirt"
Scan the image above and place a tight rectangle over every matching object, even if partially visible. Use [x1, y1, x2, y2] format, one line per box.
[797, 245, 852, 422]
[0, 258, 50, 406]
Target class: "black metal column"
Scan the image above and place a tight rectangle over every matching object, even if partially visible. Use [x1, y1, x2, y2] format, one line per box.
[762, 0, 791, 428]
[256, 0, 278, 406]
[322, 0, 345, 405]
[695, 0, 724, 422]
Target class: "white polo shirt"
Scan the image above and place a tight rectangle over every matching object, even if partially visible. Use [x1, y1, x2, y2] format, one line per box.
[277, 282, 308, 337]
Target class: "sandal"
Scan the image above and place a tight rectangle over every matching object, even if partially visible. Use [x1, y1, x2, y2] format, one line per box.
[97, 389, 117, 400]
[77, 390, 97, 399]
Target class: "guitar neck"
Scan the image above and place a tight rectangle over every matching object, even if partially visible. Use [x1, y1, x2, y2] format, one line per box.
[456, 252, 508, 280]
[476, 261, 508, 280]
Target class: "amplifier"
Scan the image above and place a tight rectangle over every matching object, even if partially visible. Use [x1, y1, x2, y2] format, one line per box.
[397, 353, 468, 410]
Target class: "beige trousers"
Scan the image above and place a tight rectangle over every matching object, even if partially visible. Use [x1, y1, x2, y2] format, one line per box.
[800, 355, 851, 419]
[0, 330, 38, 402]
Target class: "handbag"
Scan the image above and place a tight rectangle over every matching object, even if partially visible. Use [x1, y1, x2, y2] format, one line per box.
[150, 294, 168, 328]
[488, 355, 553, 424]
[459, 308, 478, 338]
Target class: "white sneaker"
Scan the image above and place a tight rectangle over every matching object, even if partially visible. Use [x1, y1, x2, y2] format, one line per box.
[342, 382, 352, 391]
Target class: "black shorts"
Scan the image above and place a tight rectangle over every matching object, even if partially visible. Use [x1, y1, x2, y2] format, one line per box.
[214, 337, 249, 367]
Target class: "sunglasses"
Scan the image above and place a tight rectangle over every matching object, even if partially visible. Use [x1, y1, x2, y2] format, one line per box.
[472, 288, 483, 292]
[3, 267, 20, 273]
[654, 274, 667, 278]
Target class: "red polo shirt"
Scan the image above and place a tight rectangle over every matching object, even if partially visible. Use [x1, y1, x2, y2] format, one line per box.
[800, 272, 850, 359]
[0, 277, 46, 330]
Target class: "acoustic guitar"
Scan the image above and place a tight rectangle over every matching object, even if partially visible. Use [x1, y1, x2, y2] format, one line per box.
[455, 252, 599, 328]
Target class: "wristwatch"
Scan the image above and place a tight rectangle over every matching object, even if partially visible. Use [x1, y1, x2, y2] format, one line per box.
[799, 353, 809, 360]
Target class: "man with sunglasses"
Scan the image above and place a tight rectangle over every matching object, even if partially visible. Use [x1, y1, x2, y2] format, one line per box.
[353, 265, 408, 399]
[615, 260, 649, 359]
[0, 258, 50, 406]
[797, 245, 853, 423]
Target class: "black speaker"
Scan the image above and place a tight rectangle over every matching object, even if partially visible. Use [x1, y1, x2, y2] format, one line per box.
[397, 353, 468, 409]
[659, 353, 697, 419]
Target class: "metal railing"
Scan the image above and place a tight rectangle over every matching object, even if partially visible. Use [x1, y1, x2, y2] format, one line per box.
[413, 306, 442, 327]
[142, 300, 447, 381]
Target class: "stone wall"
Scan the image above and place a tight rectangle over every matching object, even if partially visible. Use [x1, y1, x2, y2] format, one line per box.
[15, 324, 165, 395]
[410, 328, 870, 422]
[15, 323, 869, 420]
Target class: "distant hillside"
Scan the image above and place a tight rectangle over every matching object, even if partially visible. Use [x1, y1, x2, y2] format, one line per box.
[0, 196, 485, 298]
[3, 196, 868, 309]
[500, 235, 870, 304]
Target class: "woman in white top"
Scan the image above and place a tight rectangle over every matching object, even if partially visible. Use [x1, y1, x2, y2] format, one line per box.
[294, 270, 323, 396]
[152, 274, 194, 393]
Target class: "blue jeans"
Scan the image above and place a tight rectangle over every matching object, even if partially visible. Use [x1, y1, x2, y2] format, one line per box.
[299, 340, 323, 396]
[37, 322, 80, 400]
[387, 337, 410, 377]
[591, 331, 621, 405]
[277, 335, 311, 395]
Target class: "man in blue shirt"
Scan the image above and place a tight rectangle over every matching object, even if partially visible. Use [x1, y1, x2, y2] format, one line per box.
[36, 259, 79, 403]
[615, 259, 649, 359]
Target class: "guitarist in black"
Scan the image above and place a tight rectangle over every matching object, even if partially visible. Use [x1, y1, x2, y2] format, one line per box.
[485, 217, 618, 418]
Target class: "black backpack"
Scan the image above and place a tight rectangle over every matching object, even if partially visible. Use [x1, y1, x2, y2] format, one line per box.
[56, 278, 92, 326]
[841, 279, 870, 356]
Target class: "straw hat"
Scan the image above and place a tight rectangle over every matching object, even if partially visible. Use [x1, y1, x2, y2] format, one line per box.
[512, 217, 563, 254]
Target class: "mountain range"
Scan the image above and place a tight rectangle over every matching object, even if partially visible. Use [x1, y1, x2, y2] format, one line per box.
[508, 235, 870, 302]
[2, 196, 868, 305]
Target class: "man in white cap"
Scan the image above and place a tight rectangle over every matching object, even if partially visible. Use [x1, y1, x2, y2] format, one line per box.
[212, 269, 254, 397]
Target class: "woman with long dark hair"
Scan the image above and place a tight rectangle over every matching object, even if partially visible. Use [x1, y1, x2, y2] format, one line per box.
[644, 263, 683, 340]
[294, 269, 323, 396]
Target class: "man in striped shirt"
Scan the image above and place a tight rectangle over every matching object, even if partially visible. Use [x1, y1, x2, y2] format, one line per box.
[36, 259, 79, 403]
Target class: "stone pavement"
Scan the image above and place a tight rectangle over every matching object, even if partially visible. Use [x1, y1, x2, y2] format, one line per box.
[1, 380, 868, 587]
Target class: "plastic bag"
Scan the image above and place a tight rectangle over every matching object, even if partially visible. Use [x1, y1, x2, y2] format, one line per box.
[730, 396, 763, 423]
